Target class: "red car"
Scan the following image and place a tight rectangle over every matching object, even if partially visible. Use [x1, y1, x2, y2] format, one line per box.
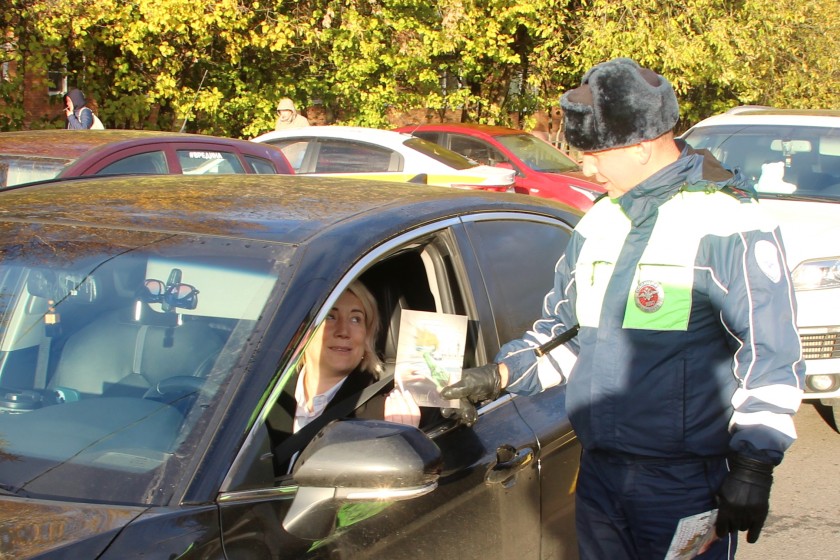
[0, 130, 293, 189]
[395, 123, 605, 210]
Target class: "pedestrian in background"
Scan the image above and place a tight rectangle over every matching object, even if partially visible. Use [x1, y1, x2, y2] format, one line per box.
[274, 97, 310, 131]
[442, 57, 804, 559]
[64, 88, 93, 129]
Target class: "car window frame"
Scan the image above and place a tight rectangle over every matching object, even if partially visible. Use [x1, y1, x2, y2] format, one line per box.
[458, 212, 574, 345]
[218, 216, 494, 495]
[244, 154, 280, 174]
[92, 149, 170, 176]
[75, 141, 270, 177]
[72, 144, 178, 176]
[212, 208, 580, 558]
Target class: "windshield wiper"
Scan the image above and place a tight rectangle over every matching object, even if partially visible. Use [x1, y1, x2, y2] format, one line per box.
[760, 192, 837, 203]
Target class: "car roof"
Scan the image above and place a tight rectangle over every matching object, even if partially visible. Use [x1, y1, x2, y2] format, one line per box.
[0, 174, 580, 246]
[252, 126, 417, 147]
[397, 123, 529, 137]
[0, 130, 269, 160]
[688, 107, 840, 129]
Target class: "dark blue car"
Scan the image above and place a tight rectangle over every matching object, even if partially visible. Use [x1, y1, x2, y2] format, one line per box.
[0, 174, 581, 559]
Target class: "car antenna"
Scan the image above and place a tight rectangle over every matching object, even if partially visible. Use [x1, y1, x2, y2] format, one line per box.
[179, 69, 209, 133]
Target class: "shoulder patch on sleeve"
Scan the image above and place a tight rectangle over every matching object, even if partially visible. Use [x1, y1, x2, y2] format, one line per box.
[755, 240, 782, 283]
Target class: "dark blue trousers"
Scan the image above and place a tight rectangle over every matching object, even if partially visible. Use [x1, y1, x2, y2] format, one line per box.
[576, 450, 737, 559]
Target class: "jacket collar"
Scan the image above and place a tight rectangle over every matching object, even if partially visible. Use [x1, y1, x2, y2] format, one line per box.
[616, 139, 737, 227]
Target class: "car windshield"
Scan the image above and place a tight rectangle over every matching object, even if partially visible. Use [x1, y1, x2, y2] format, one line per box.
[0, 155, 72, 188]
[495, 134, 580, 173]
[0, 224, 292, 506]
[403, 137, 479, 170]
[682, 123, 840, 202]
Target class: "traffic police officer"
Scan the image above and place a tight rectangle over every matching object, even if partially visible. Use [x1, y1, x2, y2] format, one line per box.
[442, 58, 804, 559]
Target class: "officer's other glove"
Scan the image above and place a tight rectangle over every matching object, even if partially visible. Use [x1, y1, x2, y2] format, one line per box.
[715, 454, 775, 544]
[440, 363, 502, 403]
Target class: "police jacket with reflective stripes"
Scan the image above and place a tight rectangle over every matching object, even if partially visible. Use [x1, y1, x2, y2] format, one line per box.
[497, 143, 804, 465]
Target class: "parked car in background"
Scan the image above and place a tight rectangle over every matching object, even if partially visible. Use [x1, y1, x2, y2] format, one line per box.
[394, 123, 606, 211]
[251, 126, 516, 191]
[0, 174, 582, 558]
[682, 107, 840, 428]
[0, 130, 293, 189]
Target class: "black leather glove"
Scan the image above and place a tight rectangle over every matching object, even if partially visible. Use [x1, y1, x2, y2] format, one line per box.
[715, 454, 774, 544]
[439, 364, 503, 427]
[440, 363, 502, 403]
[441, 399, 478, 427]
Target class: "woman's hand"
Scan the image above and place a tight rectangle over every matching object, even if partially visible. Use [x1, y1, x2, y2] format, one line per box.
[384, 388, 421, 428]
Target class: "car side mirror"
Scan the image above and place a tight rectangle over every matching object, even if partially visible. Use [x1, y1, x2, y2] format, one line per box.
[282, 419, 442, 540]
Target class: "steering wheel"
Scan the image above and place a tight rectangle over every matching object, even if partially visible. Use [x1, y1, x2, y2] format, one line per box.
[143, 376, 206, 402]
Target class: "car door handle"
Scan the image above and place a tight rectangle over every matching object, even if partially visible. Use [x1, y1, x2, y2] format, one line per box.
[486, 444, 535, 487]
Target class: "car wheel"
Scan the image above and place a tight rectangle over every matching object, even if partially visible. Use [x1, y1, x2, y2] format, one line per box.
[821, 398, 840, 433]
[831, 399, 840, 433]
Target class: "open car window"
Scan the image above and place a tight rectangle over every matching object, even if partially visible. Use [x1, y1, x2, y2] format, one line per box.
[225, 227, 477, 493]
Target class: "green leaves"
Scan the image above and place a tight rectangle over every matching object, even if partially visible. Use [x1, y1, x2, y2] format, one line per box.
[3, 0, 837, 134]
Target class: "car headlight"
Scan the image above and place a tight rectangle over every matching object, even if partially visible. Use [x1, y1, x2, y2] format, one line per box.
[792, 257, 840, 291]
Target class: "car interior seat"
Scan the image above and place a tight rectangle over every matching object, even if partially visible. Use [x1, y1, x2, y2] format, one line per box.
[49, 306, 227, 399]
[48, 260, 237, 400]
[360, 251, 437, 372]
[361, 251, 448, 429]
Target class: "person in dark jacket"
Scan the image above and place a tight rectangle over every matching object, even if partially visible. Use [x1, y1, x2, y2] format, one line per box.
[442, 58, 804, 559]
[64, 88, 93, 129]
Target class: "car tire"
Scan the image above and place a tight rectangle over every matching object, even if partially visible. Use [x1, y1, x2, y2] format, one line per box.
[821, 397, 840, 433]
[831, 399, 840, 433]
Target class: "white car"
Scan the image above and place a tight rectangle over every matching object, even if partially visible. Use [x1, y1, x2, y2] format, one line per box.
[682, 107, 840, 427]
[252, 126, 516, 191]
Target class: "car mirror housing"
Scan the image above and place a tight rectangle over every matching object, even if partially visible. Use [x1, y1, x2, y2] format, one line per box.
[282, 419, 442, 540]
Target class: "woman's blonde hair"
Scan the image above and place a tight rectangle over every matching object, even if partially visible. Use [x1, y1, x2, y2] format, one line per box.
[345, 280, 384, 376]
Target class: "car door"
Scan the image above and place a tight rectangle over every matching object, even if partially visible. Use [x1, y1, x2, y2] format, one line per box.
[215, 219, 546, 559]
[459, 214, 581, 559]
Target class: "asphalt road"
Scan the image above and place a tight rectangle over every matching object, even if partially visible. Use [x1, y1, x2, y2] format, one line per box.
[735, 401, 840, 559]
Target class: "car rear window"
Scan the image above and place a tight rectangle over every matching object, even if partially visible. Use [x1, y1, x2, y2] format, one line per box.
[178, 150, 245, 174]
[245, 155, 279, 174]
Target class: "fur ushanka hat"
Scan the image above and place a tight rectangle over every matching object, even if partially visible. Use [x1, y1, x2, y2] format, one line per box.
[560, 58, 679, 152]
